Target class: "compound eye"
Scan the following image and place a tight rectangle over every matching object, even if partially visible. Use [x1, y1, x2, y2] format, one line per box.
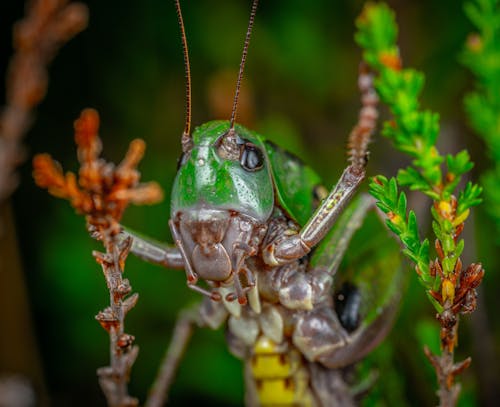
[240, 143, 264, 171]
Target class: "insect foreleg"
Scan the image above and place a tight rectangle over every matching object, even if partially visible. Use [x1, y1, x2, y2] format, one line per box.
[264, 66, 378, 267]
[117, 227, 185, 269]
[264, 164, 365, 266]
[263, 195, 374, 311]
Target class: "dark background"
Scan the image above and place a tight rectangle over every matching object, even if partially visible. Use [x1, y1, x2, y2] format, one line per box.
[1, 0, 498, 406]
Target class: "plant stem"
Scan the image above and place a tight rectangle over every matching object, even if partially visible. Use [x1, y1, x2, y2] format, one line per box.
[425, 305, 471, 407]
[33, 106, 163, 407]
[96, 228, 138, 407]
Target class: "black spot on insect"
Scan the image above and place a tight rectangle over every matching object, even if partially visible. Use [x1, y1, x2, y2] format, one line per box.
[240, 142, 264, 171]
[297, 256, 306, 264]
[335, 282, 361, 332]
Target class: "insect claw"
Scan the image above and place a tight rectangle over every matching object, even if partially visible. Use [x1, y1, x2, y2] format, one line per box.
[187, 273, 198, 284]
[225, 291, 247, 305]
[210, 291, 222, 302]
[187, 282, 215, 299]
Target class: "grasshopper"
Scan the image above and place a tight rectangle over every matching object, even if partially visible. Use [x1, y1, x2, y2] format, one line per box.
[34, 0, 404, 405]
[116, 1, 404, 405]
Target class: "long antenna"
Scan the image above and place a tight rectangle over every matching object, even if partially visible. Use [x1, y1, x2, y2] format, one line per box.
[175, 0, 192, 151]
[229, 0, 259, 130]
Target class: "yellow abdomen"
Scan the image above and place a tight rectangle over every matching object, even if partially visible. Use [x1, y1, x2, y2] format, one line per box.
[250, 336, 316, 407]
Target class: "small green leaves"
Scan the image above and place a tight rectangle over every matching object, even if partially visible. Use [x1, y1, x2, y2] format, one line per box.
[457, 182, 483, 216]
[464, 94, 500, 160]
[370, 176, 432, 289]
[462, 0, 500, 237]
[357, 3, 483, 318]
[446, 150, 474, 177]
[397, 167, 434, 196]
[357, 4, 447, 195]
[444, 151, 474, 195]
[355, 3, 399, 71]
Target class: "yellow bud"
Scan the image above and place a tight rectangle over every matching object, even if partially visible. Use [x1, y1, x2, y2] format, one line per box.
[388, 212, 402, 225]
[453, 208, 470, 227]
[467, 34, 483, 53]
[438, 200, 452, 216]
[442, 279, 455, 304]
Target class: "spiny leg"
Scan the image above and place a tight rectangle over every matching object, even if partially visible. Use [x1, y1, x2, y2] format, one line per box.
[89, 224, 185, 270]
[108, 228, 226, 299]
[145, 307, 200, 407]
[121, 227, 184, 269]
[264, 64, 378, 266]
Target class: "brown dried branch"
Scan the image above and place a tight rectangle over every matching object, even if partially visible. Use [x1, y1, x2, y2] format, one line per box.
[0, 0, 88, 202]
[33, 108, 163, 407]
[424, 345, 471, 407]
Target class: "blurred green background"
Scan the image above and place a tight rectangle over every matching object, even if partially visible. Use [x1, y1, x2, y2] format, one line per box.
[1, 0, 499, 406]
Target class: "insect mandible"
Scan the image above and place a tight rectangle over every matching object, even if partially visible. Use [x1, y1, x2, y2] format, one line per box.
[114, 1, 405, 405]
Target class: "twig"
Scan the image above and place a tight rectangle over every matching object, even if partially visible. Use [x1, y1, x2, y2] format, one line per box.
[0, 0, 88, 202]
[33, 108, 163, 406]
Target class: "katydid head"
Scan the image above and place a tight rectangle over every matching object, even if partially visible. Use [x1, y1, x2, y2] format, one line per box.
[170, 0, 263, 304]
[170, 121, 273, 304]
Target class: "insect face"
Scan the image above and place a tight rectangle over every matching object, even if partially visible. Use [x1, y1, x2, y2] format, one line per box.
[170, 120, 273, 303]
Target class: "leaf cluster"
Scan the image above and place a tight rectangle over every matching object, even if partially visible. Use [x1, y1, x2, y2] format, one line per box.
[462, 0, 500, 235]
[370, 177, 433, 288]
[355, 3, 482, 312]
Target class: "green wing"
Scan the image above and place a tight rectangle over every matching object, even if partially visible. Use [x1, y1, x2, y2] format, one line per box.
[264, 141, 322, 226]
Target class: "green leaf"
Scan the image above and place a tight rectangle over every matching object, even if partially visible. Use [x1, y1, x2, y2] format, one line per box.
[457, 181, 483, 214]
[455, 239, 465, 259]
[447, 150, 474, 176]
[386, 218, 403, 235]
[426, 293, 444, 313]
[397, 167, 431, 191]
[388, 177, 398, 205]
[396, 192, 406, 215]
